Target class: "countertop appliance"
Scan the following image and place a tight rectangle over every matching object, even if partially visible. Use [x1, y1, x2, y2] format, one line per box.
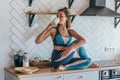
[95, 60, 120, 80]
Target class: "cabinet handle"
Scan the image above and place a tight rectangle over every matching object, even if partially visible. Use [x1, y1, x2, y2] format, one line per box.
[79, 76, 83, 79]
[57, 76, 62, 78]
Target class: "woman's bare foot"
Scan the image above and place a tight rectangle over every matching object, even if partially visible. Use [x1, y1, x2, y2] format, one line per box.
[89, 62, 101, 68]
[56, 65, 66, 72]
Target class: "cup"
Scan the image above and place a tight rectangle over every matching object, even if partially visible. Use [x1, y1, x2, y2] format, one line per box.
[50, 17, 60, 27]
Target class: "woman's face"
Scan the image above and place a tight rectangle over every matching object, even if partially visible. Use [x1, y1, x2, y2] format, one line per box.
[57, 11, 67, 25]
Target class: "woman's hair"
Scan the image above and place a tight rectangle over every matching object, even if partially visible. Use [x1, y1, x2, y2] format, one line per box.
[58, 7, 71, 29]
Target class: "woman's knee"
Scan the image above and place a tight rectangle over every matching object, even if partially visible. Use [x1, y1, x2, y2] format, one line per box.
[78, 47, 89, 58]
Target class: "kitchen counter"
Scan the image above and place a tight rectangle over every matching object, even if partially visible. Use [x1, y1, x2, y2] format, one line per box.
[4, 60, 120, 78]
[5, 67, 100, 78]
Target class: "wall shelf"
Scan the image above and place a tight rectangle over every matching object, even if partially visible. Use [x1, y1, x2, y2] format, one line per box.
[27, 0, 76, 27]
[68, 0, 74, 8]
[68, 0, 76, 22]
[115, 17, 120, 28]
[26, 11, 78, 16]
[26, 11, 78, 27]
[114, 0, 120, 28]
[28, 0, 33, 6]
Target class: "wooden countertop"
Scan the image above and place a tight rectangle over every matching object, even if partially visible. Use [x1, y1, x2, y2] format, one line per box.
[5, 67, 100, 78]
[5, 60, 120, 78]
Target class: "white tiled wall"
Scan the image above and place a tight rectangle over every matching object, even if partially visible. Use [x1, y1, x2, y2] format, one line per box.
[0, 0, 120, 80]
[9, 0, 90, 60]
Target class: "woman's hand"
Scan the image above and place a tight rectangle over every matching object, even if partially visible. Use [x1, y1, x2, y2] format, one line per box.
[55, 46, 75, 62]
[60, 46, 73, 57]
[46, 23, 53, 30]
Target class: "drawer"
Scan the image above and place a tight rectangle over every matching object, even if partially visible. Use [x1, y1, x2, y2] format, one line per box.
[83, 71, 99, 80]
[21, 74, 63, 80]
[64, 71, 99, 80]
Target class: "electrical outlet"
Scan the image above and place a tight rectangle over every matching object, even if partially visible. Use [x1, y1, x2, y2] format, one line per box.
[104, 47, 115, 52]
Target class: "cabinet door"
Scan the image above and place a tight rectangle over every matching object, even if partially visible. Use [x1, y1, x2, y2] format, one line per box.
[21, 74, 63, 80]
[83, 71, 99, 80]
[64, 71, 99, 80]
[64, 72, 84, 80]
[5, 70, 19, 80]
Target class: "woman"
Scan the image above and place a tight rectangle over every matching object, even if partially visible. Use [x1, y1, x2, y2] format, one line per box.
[35, 7, 100, 71]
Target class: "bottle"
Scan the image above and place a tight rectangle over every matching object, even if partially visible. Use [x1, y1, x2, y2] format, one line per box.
[50, 17, 60, 27]
[14, 51, 19, 67]
[23, 52, 29, 67]
[18, 50, 24, 67]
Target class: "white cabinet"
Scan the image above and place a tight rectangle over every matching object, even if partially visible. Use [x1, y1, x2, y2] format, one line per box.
[5, 71, 19, 80]
[5, 70, 63, 80]
[83, 71, 99, 80]
[64, 72, 84, 80]
[5, 69, 99, 80]
[64, 71, 99, 80]
[21, 74, 63, 80]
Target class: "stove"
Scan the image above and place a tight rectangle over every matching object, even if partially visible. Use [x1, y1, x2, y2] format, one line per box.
[95, 60, 120, 80]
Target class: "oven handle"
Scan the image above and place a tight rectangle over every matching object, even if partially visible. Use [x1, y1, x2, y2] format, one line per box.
[109, 78, 120, 80]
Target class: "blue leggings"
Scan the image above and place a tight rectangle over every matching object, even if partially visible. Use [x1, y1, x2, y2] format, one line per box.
[51, 41, 92, 70]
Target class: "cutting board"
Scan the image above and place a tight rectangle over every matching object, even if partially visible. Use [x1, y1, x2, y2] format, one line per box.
[14, 67, 39, 74]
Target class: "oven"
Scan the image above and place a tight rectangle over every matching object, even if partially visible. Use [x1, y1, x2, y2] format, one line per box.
[100, 69, 120, 80]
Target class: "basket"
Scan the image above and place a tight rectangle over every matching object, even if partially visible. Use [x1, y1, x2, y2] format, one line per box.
[30, 60, 52, 68]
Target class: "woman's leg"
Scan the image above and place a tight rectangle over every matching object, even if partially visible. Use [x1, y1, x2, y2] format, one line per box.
[66, 58, 92, 70]
[56, 58, 92, 71]
[53, 40, 100, 71]
[78, 47, 89, 58]
[51, 50, 75, 68]
[70, 40, 89, 58]
[77, 46, 101, 68]
[54, 40, 91, 70]
[57, 40, 92, 70]
[52, 49, 89, 71]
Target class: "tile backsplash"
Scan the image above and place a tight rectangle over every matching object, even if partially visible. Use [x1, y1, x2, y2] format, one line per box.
[9, 0, 120, 61]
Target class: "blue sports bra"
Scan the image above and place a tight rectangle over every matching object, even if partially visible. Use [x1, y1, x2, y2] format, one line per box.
[53, 27, 72, 46]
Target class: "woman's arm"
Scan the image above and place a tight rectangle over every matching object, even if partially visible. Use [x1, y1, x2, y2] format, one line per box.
[35, 24, 53, 44]
[69, 29, 86, 50]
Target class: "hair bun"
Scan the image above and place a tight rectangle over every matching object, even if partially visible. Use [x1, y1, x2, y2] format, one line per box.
[64, 7, 67, 9]
[58, 7, 71, 15]
[63, 7, 70, 14]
